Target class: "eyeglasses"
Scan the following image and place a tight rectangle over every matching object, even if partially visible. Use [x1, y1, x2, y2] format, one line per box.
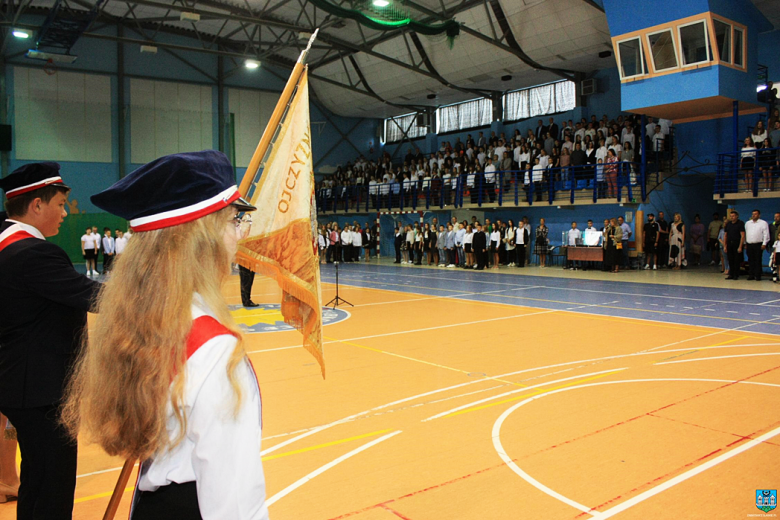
[230, 215, 253, 238]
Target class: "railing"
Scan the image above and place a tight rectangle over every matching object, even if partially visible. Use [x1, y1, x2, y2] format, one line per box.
[716, 146, 780, 197]
[317, 162, 643, 213]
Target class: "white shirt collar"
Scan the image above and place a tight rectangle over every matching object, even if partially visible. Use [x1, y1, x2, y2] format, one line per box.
[4, 219, 45, 240]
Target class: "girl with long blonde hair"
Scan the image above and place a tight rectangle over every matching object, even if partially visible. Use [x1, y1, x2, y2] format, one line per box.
[62, 151, 268, 519]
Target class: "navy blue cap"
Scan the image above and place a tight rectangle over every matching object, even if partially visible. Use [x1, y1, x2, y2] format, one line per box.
[91, 150, 255, 232]
[0, 162, 69, 199]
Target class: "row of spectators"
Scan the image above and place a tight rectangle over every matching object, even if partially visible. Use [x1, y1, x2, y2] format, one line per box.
[741, 119, 780, 192]
[316, 113, 673, 207]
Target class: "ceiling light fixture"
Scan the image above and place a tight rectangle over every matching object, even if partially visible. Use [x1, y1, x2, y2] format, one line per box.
[179, 11, 200, 22]
[373, 0, 390, 7]
[245, 59, 260, 69]
[12, 28, 32, 39]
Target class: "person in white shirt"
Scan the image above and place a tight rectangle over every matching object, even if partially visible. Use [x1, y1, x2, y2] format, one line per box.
[463, 225, 474, 267]
[101, 227, 115, 273]
[595, 139, 608, 164]
[567, 222, 582, 270]
[745, 209, 770, 281]
[477, 149, 486, 167]
[352, 225, 363, 262]
[504, 220, 516, 267]
[115, 230, 128, 256]
[530, 158, 545, 202]
[483, 158, 497, 204]
[80, 227, 98, 276]
[63, 152, 267, 520]
[341, 226, 353, 262]
[514, 221, 529, 267]
[489, 227, 501, 269]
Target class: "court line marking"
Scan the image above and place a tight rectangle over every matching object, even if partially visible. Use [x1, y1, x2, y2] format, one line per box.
[77, 463, 138, 479]
[492, 378, 780, 518]
[422, 369, 627, 422]
[74, 486, 133, 504]
[324, 271, 780, 308]
[322, 276, 780, 332]
[444, 369, 626, 419]
[656, 352, 780, 365]
[326, 335, 529, 388]
[259, 342, 780, 453]
[265, 430, 402, 507]
[596, 425, 780, 518]
[249, 308, 556, 356]
[261, 429, 393, 462]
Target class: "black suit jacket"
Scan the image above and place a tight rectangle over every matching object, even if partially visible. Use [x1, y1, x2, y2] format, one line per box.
[0, 221, 101, 408]
[472, 231, 487, 252]
[548, 124, 559, 140]
[536, 125, 548, 140]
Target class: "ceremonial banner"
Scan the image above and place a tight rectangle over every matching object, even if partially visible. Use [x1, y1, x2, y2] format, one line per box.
[236, 69, 324, 377]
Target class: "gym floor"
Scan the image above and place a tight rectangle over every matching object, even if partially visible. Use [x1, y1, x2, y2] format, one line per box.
[3, 259, 779, 519]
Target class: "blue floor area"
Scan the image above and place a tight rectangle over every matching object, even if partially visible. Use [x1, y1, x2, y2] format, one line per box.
[320, 264, 780, 336]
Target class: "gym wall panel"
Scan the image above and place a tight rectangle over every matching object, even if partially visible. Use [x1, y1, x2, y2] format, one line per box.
[129, 78, 213, 164]
[13, 67, 112, 163]
[228, 87, 278, 168]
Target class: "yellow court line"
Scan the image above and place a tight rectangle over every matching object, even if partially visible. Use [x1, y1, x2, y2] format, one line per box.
[261, 429, 393, 461]
[325, 335, 528, 388]
[444, 369, 625, 419]
[74, 486, 133, 504]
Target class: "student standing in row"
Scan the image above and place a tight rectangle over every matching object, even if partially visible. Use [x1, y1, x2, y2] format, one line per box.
[0, 163, 101, 519]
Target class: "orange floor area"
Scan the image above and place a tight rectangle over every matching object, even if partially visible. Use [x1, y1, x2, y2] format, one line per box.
[2, 273, 780, 519]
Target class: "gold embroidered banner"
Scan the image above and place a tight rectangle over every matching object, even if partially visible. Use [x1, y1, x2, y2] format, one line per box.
[236, 69, 324, 377]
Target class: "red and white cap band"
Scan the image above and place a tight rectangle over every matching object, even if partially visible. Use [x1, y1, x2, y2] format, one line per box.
[129, 186, 242, 232]
[6, 177, 65, 199]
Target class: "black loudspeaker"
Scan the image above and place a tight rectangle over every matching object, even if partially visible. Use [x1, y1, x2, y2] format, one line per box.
[0, 125, 11, 152]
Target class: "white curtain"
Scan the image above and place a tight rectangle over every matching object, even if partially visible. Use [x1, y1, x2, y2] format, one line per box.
[437, 97, 492, 133]
[504, 80, 576, 121]
[384, 113, 426, 143]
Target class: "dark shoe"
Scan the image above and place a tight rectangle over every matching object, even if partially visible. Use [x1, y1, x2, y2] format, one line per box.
[756, 278, 762, 281]
[748, 276, 755, 280]
[243, 301, 260, 307]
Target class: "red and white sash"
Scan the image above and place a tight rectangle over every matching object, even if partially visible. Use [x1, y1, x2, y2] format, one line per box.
[0, 224, 36, 254]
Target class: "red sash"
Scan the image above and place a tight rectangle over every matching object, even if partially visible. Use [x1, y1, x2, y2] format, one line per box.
[185, 315, 236, 360]
[0, 229, 35, 254]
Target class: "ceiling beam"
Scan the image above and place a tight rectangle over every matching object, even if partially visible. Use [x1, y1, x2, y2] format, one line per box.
[310, 0, 488, 70]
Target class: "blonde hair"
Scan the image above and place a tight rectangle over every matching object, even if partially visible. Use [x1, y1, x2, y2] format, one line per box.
[62, 207, 246, 460]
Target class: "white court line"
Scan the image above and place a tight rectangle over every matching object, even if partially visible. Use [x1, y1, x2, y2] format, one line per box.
[422, 368, 627, 422]
[322, 277, 780, 339]
[265, 430, 402, 507]
[656, 352, 780, 365]
[328, 271, 780, 308]
[595, 426, 780, 518]
[492, 379, 780, 518]
[76, 464, 138, 479]
[248, 308, 557, 356]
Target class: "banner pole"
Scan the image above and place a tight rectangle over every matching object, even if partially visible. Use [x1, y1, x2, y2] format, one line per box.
[238, 29, 319, 197]
[101, 458, 135, 520]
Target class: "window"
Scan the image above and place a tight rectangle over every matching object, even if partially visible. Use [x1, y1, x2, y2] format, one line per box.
[617, 37, 646, 79]
[503, 80, 576, 121]
[713, 19, 731, 63]
[733, 27, 744, 68]
[437, 97, 492, 133]
[678, 20, 711, 66]
[384, 113, 429, 143]
[647, 30, 678, 72]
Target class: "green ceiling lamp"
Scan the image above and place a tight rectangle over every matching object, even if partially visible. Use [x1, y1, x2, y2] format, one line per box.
[310, 0, 460, 48]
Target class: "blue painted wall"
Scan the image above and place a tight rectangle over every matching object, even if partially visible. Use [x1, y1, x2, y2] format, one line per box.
[1, 20, 378, 260]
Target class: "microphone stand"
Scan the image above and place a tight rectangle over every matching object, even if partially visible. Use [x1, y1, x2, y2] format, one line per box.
[326, 262, 353, 309]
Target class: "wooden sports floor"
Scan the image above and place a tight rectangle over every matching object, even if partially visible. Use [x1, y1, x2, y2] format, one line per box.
[3, 261, 780, 519]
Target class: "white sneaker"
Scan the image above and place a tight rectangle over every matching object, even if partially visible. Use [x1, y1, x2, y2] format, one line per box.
[447, 264, 455, 268]
[643, 265, 650, 270]
[653, 265, 657, 270]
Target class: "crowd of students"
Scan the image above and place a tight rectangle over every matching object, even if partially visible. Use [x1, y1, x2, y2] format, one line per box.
[315, 113, 673, 210]
[79, 225, 130, 276]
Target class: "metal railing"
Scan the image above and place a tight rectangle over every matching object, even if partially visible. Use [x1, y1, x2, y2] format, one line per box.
[317, 161, 643, 213]
[716, 146, 780, 197]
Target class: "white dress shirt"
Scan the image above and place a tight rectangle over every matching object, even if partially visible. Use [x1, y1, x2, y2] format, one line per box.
[745, 218, 770, 245]
[567, 228, 582, 246]
[136, 299, 267, 519]
[115, 236, 128, 254]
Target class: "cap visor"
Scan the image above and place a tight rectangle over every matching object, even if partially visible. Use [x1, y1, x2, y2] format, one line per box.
[231, 196, 256, 212]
